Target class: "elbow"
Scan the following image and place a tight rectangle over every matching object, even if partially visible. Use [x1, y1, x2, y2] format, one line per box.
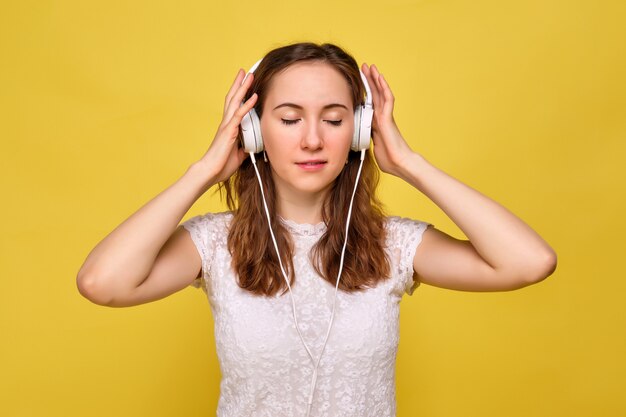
[524, 248, 558, 285]
[76, 269, 115, 307]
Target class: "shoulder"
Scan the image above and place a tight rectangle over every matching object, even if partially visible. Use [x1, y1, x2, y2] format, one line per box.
[382, 215, 431, 258]
[181, 211, 233, 248]
[179, 212, 233, 289]
[383, 215, 431, 265]
[180, 211, 233, 271]
[182, 211, 233, 230]
[383, 215, 430, 242]
[382, 216, 432, 295]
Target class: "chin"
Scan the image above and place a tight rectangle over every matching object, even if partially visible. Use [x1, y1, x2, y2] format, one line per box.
[295, 182, 334, 195]
[272, 165, 343, 197]
[286, 177, 336, 196]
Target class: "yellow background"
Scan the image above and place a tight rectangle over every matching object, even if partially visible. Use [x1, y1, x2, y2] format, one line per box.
[2, 0, 624, 416]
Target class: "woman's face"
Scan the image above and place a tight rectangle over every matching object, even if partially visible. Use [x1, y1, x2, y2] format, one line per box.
[260, 61, 354, 200]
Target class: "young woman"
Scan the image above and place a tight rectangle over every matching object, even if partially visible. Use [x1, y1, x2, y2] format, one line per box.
[77, 42, 556, 417]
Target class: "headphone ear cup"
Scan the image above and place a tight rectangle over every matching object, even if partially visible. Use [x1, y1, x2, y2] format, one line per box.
[352, 106, 362, 151]
[352, 104, 373, 151]
[240, 108, 264, 153]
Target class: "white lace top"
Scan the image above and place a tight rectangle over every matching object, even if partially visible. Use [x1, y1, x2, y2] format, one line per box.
[182, 211, 429, 417]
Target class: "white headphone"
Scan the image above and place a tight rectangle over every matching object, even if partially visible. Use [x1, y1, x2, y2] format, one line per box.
[240, 59, 374, 154]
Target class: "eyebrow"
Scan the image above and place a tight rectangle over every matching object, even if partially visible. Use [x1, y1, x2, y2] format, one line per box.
[272, 102, 349, 111]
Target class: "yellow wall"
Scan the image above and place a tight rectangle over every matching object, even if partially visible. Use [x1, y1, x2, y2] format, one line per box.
[2, 1, 624, 416]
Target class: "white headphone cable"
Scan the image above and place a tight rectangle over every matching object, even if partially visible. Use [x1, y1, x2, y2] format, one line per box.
[249, 149, 366, 417]
[249, 152, 316, 365]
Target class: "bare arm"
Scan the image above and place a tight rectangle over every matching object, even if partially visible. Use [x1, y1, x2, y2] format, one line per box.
[362, 63, 556, 291]
[76, 69, 258, 307]
[76, 163, 214, 307]
[407, 154, 556, 291]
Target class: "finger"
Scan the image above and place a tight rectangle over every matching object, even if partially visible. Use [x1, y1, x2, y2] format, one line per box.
[380, 74, 396, 110]
[370, 64, 384, 94]
[235, 70, 255, 102]
[226, 93, 258, 130]
[224, 70, 252, 116]
[362, 63, 382, 111]
[224, 69, 245, 111]
[370, 65, 392, 115]
[224, 72, 255, 122]
[378, 73, 395, 116]
[369, 64, 388, 115]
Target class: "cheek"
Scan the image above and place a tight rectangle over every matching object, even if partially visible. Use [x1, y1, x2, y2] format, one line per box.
[258, 131, 277, 161]
[259, 118, 275, 144]
[330, 127, 353, 153]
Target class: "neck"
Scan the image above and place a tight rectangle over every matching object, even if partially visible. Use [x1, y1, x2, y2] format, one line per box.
[276, 189, 328, 225]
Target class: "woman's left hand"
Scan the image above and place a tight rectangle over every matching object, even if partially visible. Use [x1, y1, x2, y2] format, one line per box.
[361, 63, 416, 179]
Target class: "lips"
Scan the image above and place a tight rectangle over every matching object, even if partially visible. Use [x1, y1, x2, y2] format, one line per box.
[295, 160, 327, 170]
[295, 160, 327, 166]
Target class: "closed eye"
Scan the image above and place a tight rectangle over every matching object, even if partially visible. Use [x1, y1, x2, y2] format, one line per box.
[325, 120, 343, 126]
[281, 119, 300, 125]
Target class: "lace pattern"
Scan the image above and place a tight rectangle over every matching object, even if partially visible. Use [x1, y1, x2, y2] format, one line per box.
[182, 212, 429, 417]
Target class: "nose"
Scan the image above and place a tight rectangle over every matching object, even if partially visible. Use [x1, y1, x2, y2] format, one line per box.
[301, 121, 324, 150]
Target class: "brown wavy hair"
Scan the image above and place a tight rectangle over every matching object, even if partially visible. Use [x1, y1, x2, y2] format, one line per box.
[221, 42, 390, 296]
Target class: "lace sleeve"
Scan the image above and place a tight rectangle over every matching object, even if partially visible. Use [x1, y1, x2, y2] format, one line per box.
[181, 212, 230, 290]
[386, 216, 431, 296]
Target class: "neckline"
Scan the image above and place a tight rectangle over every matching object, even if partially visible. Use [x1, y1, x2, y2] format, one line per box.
[278, 216, 327, 236]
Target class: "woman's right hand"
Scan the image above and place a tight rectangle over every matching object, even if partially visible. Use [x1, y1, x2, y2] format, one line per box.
[197, 69, 258, 185]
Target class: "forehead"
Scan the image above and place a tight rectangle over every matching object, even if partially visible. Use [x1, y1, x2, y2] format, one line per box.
[264, 61, 353, 109]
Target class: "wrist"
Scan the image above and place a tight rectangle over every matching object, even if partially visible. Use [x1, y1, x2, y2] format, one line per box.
[183, 160, 219, 197]
[396, 152, 435, 188]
